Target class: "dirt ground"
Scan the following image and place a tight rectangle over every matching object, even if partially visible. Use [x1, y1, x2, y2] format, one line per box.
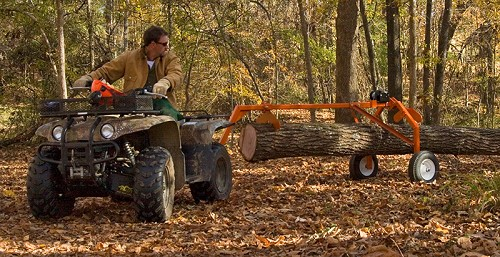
[0, 144, 499, 256]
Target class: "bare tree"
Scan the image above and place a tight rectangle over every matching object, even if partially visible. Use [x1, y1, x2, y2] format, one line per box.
[122, 0, 129, 52]
[360, 0, 377, 90]
[386, 0, 402, 123]
[422, 0, 433, 124]
[335, 0, 359, 124]
[432, 1, 471, 124]
[56, 0, 67, 99]
[297, 0, 316, 122]
[408, 0, 417, 108]
[86, 0, 95, 68]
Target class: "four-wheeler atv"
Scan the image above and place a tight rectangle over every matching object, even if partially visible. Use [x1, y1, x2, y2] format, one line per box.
[27, 80, 233, 222]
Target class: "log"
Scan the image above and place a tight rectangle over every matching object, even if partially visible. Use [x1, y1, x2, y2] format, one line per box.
[238, 123, 500, 162]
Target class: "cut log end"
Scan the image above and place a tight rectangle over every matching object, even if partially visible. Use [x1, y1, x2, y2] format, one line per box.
[239, 124, 257, 161]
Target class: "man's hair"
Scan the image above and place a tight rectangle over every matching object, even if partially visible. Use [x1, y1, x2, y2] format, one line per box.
[143, 26, 168, 47]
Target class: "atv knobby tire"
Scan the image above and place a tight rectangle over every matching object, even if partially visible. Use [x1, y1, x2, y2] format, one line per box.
[27, 149, 75, 219]
[190, 143, 232, 203]
[133, 146, 175, 222]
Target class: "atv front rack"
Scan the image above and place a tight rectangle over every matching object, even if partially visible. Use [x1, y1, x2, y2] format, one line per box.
[39, 95, 160, 117]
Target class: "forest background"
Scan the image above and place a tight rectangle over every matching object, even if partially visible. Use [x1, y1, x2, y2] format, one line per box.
[0, 0, 498, 143]
[0, 1, 499, 255]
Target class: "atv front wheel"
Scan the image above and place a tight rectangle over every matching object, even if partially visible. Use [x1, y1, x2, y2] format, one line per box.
[133, 146, 175, 222]
[190, 143, 232, 203]
[27, 149, 75, 219]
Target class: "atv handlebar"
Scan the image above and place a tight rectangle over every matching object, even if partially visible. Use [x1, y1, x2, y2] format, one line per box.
[70, 85, 169, 100]
[142, 91, 169, 100]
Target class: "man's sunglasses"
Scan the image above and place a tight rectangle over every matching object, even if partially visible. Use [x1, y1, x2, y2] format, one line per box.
[156, 41, 169, 47]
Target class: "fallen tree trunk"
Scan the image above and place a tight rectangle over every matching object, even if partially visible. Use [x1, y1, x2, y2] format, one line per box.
[238, 123, 500, 162]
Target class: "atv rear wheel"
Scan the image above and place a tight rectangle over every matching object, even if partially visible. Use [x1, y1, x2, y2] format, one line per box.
[133, 146, 175, 222]
[190, 143, 232, 203]
[26, 148, 75, 219]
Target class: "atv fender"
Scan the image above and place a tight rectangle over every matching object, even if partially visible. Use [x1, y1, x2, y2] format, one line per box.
[147, 121, 185, 191]
[180, 119, 232, 145]
[180, 119, 232, 183]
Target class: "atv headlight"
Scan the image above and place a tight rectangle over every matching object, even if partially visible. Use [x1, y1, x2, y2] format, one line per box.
[52, 125, 63, 141]
[100, 123, 115, 139]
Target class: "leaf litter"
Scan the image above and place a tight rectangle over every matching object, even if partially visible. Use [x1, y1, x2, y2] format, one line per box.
[0, 144, 498, 256]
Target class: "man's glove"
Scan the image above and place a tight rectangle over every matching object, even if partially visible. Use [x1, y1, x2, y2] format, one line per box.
[152, 79, 171, 98]
[74, 75, 93, 88]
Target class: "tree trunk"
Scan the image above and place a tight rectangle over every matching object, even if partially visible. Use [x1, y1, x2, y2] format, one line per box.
[486, 31, 496, 128]
[86, 0, 95, 69]
[360, 0, 377, 91]
[422, 0, 433, 125]
[105, 0, 115, 59]
[386, 0, 402, 123]
[162, 0, 173, 34]
[122, 0, 129, 52]
[432, 0, 452, 125]
[433, 1, 469, 125]
[238, 123, 500, 162]
[297, 0, 316, 122]
[408, 0, 417, 108]
[56, 0, 67, 99]
[335, 0, 359, 124]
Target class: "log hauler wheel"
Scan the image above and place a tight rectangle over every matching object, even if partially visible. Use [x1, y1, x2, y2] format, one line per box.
[349, 154, 379, 180]
[408, 151, 439, 183]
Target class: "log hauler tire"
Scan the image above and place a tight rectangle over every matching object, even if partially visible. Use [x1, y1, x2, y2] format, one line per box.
[408, 151, 439, 183]
[349, 154, 379, 180]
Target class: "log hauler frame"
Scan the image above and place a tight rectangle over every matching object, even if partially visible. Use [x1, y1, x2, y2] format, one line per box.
[220, 92, 441, 183]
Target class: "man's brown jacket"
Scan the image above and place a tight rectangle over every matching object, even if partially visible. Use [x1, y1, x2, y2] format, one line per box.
[89, 48, 183, 106]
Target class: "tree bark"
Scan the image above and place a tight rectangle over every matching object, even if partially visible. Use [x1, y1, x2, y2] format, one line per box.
[105, 0, 115, 59]
[360, 0, 377, 91]
[432, 0, 452, 125]
[238, 123, 500, 162]
[335, 0, 359, 123]
[56, 0, 67, 99]
[86, 0, 95, 69]
[386, 0, 402, 123]
[408, 0, 417, 108]
[422, 0, 433, 125]
[122, 0, 129, 52]
[297, 0, 316, 122]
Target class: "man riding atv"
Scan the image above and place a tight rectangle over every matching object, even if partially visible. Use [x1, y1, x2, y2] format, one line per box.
[74, 25, 182, 119]
[27, 26, 233, 223]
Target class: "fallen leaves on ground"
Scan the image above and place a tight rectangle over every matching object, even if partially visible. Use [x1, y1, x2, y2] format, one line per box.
[0, 144, 499, 256]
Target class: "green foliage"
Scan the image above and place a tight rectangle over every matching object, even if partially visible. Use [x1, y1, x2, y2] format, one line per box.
[0, 103, 39, 142]
[0, 0, 499, 146]
[465, 172, 500, 212]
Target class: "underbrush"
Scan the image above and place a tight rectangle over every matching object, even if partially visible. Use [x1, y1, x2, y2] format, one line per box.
[465, 172, 500, 213]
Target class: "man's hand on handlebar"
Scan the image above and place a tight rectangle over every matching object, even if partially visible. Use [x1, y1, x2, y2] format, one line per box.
[73, 75, 93, 88]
